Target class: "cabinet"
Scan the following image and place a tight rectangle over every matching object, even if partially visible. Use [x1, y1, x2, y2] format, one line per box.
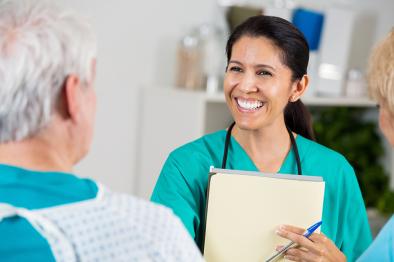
[136, 87, 393, 199]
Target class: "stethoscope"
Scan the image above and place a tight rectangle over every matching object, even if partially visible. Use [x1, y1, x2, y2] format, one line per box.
[221, 122, 303, 175]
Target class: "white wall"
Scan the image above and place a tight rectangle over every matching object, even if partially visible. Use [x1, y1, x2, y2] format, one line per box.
[59, 0, 217, 193]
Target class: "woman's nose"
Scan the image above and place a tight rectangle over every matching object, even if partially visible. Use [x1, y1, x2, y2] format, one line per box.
[238, 72, 258, 93]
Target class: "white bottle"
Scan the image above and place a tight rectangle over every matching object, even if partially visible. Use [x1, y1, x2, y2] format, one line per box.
[345, 69, 367, 98]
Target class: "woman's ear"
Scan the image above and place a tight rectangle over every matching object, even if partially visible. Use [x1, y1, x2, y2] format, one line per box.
[290, 74, 309, 102]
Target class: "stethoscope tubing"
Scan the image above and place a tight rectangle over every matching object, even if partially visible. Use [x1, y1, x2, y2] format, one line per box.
[221, 122, 302, 175]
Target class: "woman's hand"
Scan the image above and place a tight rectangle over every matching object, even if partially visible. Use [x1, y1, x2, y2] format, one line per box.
[276, 225, 347, 262]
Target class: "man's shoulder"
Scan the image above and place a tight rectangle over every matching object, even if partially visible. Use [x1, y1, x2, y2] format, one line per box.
[30, 189, 202, 261]
[0, 163, 99, 208]
[109, 191, 180, 226]
[102, 192, 203, 260]
[115, 192, 176, 217]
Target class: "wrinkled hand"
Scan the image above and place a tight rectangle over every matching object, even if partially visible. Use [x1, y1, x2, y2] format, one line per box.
[276, 225, 346, 262]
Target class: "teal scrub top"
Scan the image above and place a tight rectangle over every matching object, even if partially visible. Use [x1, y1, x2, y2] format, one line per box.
[0, 164, 98, 262]
[151, 130, 372, 261]
[357, 215, 394, 262]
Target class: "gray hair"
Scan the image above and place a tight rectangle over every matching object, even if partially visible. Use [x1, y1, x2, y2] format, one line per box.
[0, 0, 97, 142]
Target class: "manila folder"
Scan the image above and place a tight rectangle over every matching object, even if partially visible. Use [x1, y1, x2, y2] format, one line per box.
[203, 168, 325, 262]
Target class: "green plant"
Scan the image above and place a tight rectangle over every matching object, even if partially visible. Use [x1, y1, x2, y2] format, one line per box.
[310, 107, 393, 212]
[378, 190, 394, 216]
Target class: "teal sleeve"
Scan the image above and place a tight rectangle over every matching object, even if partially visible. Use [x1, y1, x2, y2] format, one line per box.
[151, 153, 203, 241]
[339, 162, 373, 261]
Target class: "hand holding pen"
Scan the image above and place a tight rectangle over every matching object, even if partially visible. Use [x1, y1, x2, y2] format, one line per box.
[272, 221, 346, 262]
[266, 221, 322, 262]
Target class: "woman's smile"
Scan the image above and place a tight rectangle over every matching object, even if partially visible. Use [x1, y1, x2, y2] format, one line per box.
[235, 97, 265, 112]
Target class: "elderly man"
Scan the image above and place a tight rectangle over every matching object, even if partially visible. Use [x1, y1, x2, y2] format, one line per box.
[0, 0, 202, 261]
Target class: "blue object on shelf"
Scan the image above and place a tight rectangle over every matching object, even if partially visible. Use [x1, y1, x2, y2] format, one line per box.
[292, 8, 324, 51]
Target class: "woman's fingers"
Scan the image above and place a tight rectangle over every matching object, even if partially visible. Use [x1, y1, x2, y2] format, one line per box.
[275, 225, 346, 262]
[278, 224, 305, 234]
[283, 254, 300, 261]
[279, 224, 326, 242]
[286, 247, 319, 262]
[309, 231, 328, 244]
[276, 225, 319, 253]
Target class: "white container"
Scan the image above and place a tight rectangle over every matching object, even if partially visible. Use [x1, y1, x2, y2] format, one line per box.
[316, 8, 356, 97]
[345, 69, 367, 98]
[198, 24, 226, 94]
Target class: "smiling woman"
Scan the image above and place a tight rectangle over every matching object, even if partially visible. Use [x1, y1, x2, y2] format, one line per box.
[224, 17, 314, 144]
[151, 15, 372, 261]
[224, 35, 308, 172]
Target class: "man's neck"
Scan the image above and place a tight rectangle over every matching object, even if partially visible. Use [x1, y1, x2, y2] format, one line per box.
[0, 137, 74, 172]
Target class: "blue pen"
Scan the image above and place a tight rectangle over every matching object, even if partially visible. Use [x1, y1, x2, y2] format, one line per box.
[265, 221, 323, 262]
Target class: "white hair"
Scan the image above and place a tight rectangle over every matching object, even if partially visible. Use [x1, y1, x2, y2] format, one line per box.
[367, 29, 394, 115]
[0, 0, 97, 143]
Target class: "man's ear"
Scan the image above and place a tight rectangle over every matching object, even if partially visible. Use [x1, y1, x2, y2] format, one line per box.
[290, 74, 309, 102]
[63, 74, 82, 123]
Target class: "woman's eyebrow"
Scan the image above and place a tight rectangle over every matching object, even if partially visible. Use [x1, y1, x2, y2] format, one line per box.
[228, 60, 243, 65]
[228, 60, 276, 71]
[255, 64, 276, 71]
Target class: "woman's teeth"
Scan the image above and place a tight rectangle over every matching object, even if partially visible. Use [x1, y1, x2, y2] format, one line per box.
[236, 98, 264, 110]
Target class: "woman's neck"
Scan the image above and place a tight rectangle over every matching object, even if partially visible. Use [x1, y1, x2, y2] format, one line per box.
[232, 121, 293, 173]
